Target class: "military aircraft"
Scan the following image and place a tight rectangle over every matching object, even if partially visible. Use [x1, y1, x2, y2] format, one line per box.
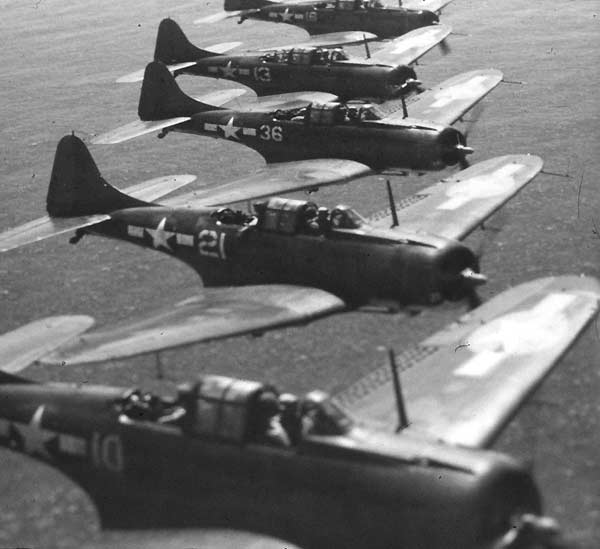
[94, 61, 503, 172]
[1, 275, 598, 549]
[196, 0, 454, 40]
[1, 135, 544, 364]
[118, 18, 451, 102]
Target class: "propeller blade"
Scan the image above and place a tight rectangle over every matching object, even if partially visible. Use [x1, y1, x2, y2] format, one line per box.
[439, 38, 451, 56]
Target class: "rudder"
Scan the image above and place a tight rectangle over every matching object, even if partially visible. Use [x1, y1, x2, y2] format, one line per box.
[46, 135, 148, 217]
[154, 18, 216, 64]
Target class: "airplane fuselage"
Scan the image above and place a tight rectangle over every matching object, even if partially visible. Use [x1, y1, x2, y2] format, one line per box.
[184, 54, 416, 101]
[0, 380, 541, 549]
[243, 4, 439, 39]
[91, 202, 478, 305]
[166, 108, 464, 171]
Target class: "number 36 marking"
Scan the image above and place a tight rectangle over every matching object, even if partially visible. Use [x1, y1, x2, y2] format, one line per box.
[198, 229, 227, 259]
[258, 125, 283, 142]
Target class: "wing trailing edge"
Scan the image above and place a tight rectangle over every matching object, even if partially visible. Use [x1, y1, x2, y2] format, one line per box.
[41, 285, 346, 365]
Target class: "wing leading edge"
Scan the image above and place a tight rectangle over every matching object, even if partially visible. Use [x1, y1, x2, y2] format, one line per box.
[41, 285, 345, 366]
[381, 69, 503, 126]
[336, 276, 600, 448]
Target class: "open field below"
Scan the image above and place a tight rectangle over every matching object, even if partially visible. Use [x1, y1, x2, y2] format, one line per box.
[0, 0, 598, 547]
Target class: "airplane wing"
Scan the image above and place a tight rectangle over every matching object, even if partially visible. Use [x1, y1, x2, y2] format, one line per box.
[85, 529, 300, 549]
[92, 89, 246, 145]
[381, 69, 503, 126]
[367, 155, 542, 240]
[160, 159, 372, 207]
[362, 24, 451, 67]
[336, 275, 600, 449]
[401, 0, 455, 12]
[0, 316, 95, 374]
[223, 91, 339, 112]
[40, 285, 345, 365]
[262, 31, 379, 49]
[0, 175, 195, 252]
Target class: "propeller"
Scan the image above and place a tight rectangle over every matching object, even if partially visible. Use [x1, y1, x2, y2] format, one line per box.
[454, 103, 484, 169]
[439, 38, 451, 56]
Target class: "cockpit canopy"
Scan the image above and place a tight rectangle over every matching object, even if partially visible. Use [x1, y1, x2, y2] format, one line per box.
[176, 375, 353, 445]
[272, 102, 382, 125]
[254, 197, 368, 235]
[260, 47, 349, 66]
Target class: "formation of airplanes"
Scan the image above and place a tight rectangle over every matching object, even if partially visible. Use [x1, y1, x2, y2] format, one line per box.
[1, 2, 598, 549]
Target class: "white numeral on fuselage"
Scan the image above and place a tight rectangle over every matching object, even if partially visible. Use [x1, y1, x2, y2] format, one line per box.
[253, 66, 272, 82]
[91, 433, 124, 473]
[258, 125, 283, 142]
[198, 229, 227, 259]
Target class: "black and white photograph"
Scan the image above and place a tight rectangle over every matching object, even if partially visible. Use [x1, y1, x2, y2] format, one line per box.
[1, 0, 598, 547]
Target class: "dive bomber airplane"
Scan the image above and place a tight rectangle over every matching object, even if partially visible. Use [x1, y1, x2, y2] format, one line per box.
[197, 0, 454, 40]
[118, 18, 451, 102]
[95, 61, 503, 172]
[1, 135, 543, 364]
[1, 275, 598, 549]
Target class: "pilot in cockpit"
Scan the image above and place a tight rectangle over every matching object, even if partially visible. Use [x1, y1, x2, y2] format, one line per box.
[254, 391, 291, 447]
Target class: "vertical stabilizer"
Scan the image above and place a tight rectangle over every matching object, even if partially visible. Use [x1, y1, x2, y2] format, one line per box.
[46, 135, 149, 216]
[138, 61, 212, 121]
[154, 19, 218, 64]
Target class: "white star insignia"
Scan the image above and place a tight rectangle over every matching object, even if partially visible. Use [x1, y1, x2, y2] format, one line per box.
[280, 8, 294, 22]
[146, 217, 175, 251]
[220, 61, 237, 79]
[219, 117, 241, 140]
[12, 406, 56, 458]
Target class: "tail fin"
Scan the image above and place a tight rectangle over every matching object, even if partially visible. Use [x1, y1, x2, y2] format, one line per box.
[224, 0, 274, 10]
[154, 18, 217, 64]
[138, 61, 212, 121]
[46, 135, 149, 217]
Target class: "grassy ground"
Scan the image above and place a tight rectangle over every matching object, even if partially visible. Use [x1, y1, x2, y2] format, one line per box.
[0, 0, 598, 547]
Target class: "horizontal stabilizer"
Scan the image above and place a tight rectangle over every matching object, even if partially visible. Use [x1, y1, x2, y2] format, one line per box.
[117, 62, 197, 84]
[124, 174, 197, 202]
[41, 285, 345, 365]
[365, 24, 451, 66]
[92, 118, 191, 145]
[161, 159, 372, 207]
[383, 69, 503, 126]
[369, 155, 543, 240]
[191, 88, 247, 108]
[204, 41, 243, 54]
[0, 316, 95, 373]
[0, 175, 195, 252]
[337, 276, 600, 448]
[0, 214, 109, 252]
[194, 10, 245, 25]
